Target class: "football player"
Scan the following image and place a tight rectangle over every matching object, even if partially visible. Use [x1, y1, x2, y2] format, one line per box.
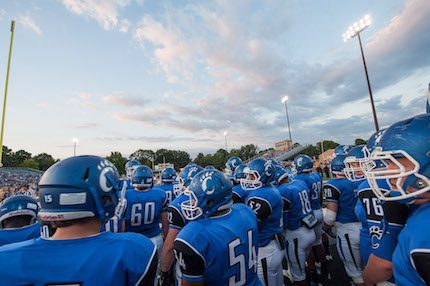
[0, 156, 157, 285]
[347, 133, 410, 285]
[363, 114, 430, 285]
[333, 145, 352, 156]
[241, 158, 284, 285]
[157, 167, 177, 205]
[225, 156, 243, 177]
[125, 165, 168, 278]
[0, 195, 40, 246]
[293, 155, 327, 283]
[174, 169, 261, 285]
[122, 159, 141, 188]
[232, 163, 247, 203]
[160, 164, 203, 286]
[277, 166, 316, 285]
[323, 155, 363, 286]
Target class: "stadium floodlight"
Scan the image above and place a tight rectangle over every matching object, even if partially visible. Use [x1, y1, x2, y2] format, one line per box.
[223, 131, 228, 152]
[72, 138, 78, 156]
[281, 96, 292, 143]
[343, 15, 379, 131]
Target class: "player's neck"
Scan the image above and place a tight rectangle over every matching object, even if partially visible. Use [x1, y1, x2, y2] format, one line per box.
[52, 219, 101, 240]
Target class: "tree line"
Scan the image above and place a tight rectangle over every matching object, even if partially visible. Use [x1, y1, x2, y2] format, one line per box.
[1, 138, 366, 174]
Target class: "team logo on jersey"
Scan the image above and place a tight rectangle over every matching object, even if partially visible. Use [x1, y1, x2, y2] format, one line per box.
[201, 171, 215, 195]
[369, 225, 383, 249]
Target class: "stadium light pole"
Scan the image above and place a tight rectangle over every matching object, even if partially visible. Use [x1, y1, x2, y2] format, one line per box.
[72, 138, 78, 156]
[281, 96, 292, 144]
[343, 15, 380, 132]
[0, 20, 16, 167]
[223, 131, 228, 152]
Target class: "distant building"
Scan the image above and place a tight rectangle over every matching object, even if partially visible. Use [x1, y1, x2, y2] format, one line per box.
[274, 139, 293, 151]
[154, 163, 174, 174]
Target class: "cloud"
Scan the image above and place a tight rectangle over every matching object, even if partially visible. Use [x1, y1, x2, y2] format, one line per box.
[72, 122, 99, 129]
[17, 15, 42, 35]
[119, 19, 131, 33]
[127, 0, 430, 147]
[61, 0, 131, 30]
[96, 135, 216, 143]
[102, 92, 147, 107]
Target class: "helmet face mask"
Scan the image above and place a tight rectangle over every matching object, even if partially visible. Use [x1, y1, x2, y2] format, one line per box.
[181, 190, 204, 221]
[364, 148, 430, 202]
[241, 167, 263, 190]
[344, 145, 367, 182]
[180, 170, 232, 221]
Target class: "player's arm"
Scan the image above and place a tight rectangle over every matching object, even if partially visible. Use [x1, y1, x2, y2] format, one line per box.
[160, 194, 169, 238]
[246, 197, 272, 221]
[160, 205, 186, 281]
[160, 212, 169, 238]
[363, 254, 392, 284]
[174, 239, 205, 286]
[322, 184, 340, 231]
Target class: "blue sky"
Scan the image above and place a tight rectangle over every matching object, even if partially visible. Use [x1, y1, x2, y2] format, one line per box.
[0, 0, 428, 159]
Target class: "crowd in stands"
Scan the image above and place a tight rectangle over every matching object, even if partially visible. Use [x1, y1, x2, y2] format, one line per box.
[0, 168, 41, 201]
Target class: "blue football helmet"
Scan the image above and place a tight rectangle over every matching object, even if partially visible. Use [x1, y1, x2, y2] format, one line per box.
[225, 156, 243, 175]
[330, 155, 347, 176]
[204, 165, 216, 170]
[173, 164, 203, 197]
[363, 114, 430, 202]
[233, 163, 247, 183]
[0, 195, 39, 228]
[132, 166, 153, 189]
[241, 158, 275, 190]
[38, 156, 120, 223]
[293, 155, 314, 173]
[125, 159, 140, 179]
[344, 145, 366, 182]
[161, 167, 177, 184]
[181, 170, 233, 220]
[334, 145, 352, 156]
[274, 166, 289, 185]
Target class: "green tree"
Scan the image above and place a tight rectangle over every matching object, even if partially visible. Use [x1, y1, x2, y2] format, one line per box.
[354, 138, 367, 146]
[130, 149, 155, 167]
[239, 144, 258, 160]
[106, 151, 128, 175]
[154, 149, 191, 170]
[12, 150, 32, 166]
[20, 159, 39, 169]
[33, 153, 56, 171]
[1, 146, 13, 166]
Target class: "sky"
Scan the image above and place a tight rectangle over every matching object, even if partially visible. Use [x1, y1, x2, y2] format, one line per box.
[0, 0, 428, 159]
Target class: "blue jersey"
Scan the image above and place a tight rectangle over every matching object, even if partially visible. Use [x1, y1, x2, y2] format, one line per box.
[323, 178, 358, 223]
[0, 222, 40, 247]
[393, 202, 430, 286]
[101, 216, 124, 233]
[245, 186, 283, 247]
[156, 183, 175, 205]
[0, 231, 157, 286]
[357, 180, 410, 262]
[174, 204, 260, 286]
[295, 172, 322, 210]
[278, 180, 312, 231]
[232, 184, 246, 204]
[167, 193, 190, 230]
[124, 187, 167, 238]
